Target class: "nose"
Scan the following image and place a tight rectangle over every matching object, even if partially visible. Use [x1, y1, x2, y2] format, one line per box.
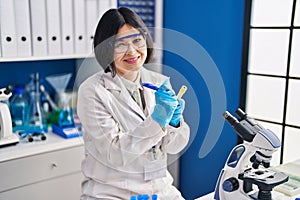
[125, 43, 137, 54]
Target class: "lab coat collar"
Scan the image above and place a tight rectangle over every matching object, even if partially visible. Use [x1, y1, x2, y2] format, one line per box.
[102, 69, 147, 120]
[102, 72, 122, 91]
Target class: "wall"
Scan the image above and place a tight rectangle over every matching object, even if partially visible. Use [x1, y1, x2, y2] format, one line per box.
[163, 0, 245, 199]
[0, 59, 76, 95]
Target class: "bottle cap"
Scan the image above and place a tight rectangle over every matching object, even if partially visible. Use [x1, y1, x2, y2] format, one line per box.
[152, 194, 158, 200]
[130, 196, 137, 200]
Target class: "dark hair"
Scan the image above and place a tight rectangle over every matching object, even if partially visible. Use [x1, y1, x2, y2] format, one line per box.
[93, 7, 154, 76]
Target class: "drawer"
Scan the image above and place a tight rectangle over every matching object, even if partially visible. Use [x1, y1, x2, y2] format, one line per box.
[0, 172, 83, 200]
[0, 145, 84, 192]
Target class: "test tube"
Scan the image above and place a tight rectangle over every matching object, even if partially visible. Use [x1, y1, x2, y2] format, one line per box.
[177, 85, 187, 98]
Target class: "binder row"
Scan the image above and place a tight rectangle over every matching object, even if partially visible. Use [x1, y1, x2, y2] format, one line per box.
[0, 0, 117, 59]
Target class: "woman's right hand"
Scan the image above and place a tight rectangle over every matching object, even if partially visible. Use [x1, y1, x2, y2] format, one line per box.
[151, 81, 178, 127]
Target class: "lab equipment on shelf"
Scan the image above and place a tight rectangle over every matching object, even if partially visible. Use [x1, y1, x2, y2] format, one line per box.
[51, 96, 82, 139]
[214, 108, 289, 200]
[45, 73, 82, 139]
[0, 85, 20, 147]
[23, 73, 48, 142]
[9, 85, 28, 132]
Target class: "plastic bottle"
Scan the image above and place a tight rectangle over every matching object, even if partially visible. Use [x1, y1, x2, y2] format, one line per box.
[10, 85, 29, 132]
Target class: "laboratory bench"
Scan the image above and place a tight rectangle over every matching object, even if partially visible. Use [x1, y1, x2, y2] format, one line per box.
[0, 132, 84, 200]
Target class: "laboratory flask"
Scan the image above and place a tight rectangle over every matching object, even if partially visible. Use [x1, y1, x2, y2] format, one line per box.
[26, 73, 48, 133]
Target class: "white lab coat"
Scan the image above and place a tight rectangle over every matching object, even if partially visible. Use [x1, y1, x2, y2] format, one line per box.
[77, 67, 190, 200]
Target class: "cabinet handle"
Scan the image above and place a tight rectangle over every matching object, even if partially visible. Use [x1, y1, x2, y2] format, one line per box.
[52, 163, 58, 168]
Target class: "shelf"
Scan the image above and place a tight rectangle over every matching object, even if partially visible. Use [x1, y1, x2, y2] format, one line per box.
[0, 54, 94, 62]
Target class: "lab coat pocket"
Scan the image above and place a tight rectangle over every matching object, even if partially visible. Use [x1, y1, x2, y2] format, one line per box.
[144, 159, 167, 181]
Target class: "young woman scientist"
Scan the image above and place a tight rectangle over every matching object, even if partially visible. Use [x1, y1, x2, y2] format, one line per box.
[77, 7, 190, 200]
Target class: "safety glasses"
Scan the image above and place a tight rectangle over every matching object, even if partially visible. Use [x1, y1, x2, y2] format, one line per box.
[109, 33, 147, 53]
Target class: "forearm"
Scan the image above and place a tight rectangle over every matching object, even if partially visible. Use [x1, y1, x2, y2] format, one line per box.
[161, 119, 190, 154]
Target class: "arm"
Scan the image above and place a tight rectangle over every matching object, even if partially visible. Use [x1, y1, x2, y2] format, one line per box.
[77, 81, 166, 167]
[161, 119, 190, 154]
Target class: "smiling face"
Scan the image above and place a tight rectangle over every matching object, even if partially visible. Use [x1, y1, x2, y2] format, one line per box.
[113, 24, 147, 81]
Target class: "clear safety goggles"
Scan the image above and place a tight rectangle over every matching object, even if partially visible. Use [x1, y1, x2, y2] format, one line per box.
[109, 33, 147, 53]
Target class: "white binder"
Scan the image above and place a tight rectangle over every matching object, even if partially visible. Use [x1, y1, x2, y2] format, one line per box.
[73, 0, 86, 55]
[14, 0, 32, 57]
[98, 0, 110, 18]
[30, 0, 48, 56]
[46, 0, 61, 55]
[0, 0, 18, 57]
[110, 0, 117, 8]
[85, 0, 98, 55]
[60, 0, 74, 55]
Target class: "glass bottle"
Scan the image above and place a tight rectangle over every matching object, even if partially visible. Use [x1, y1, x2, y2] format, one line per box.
[26, 73, 48, 133]
[10, 85, 28, 132]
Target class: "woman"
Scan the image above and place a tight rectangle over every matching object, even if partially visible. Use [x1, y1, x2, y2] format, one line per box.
[77, 7, 190, 200]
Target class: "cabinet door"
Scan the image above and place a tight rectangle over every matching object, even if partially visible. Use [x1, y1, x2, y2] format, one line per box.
[0, 172, 83, 200]
[0, 145, 84, 192]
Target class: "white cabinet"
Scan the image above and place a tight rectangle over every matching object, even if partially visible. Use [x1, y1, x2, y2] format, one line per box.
[0, 133, 84, 200]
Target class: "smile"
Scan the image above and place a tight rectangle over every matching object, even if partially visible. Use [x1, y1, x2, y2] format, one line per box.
[124, 56, 140, 64]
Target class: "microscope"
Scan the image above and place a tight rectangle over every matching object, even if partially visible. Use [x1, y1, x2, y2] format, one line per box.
[214, 108, 289, 200]
[0, 86, 19, 147]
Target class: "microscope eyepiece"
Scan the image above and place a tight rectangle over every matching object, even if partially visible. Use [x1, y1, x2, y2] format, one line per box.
[223, 111, 239, 126]
[223, 110, 256, 142]
[235, 108, 247, 120]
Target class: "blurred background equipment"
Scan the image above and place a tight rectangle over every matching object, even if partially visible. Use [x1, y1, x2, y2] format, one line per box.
[9, 84, 28, 132]
[18, 72, 48, 142]
[46, 73, 82, 138]
[0, 85, 19, 147]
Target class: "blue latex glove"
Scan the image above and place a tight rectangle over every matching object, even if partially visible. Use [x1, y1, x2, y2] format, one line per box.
[151, 81, 178, 127]
[169, 98, 185, 127]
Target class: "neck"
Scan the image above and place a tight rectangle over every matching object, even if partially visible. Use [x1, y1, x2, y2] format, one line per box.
[118, 70, 140, 82]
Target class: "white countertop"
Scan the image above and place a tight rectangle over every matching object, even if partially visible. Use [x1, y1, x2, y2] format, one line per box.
[0, 132, 83, 162]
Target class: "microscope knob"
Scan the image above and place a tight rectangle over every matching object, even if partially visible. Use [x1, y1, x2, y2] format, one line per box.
[222, 177, 239, 192]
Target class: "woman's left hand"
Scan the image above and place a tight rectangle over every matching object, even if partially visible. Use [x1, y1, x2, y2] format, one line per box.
[169, 98, 185, 127]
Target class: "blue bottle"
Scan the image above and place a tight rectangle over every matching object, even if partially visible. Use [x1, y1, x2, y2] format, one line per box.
[10, 85, 28, 132]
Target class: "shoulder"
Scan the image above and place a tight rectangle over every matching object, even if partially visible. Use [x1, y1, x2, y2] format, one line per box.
[78, 71, 105, 94]
[141, 65, 169, 84]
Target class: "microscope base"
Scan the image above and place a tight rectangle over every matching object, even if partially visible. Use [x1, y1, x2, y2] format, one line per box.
[0, 134, 19, 148]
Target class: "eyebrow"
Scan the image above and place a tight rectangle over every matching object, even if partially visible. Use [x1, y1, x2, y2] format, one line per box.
[109, 33, 142, 45]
